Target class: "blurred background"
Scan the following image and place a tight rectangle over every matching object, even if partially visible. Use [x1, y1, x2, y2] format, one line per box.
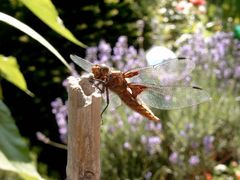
[0, 0, 240, 179]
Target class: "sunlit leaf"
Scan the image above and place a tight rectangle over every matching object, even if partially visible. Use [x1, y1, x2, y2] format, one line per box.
[0, 100, 43, 179]
[0, 55, 33, 96]
[19, 0, 87, 48]
[0, 12, 71, 71]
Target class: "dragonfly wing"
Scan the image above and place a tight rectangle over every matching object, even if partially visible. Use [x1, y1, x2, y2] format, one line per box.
[137, 85, 211, 109]
[128, 58, 195, 86]
[70, 54, 93, 73]
[102, 90, 122, 109]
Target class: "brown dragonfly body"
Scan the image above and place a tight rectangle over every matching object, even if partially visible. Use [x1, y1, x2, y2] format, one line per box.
[70, 55, 210, 122]
[91, 64, 160, 121]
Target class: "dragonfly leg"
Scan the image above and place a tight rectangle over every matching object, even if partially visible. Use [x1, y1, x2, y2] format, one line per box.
[95, 81, 105, 93]
[88, 77, 110, 119]
[90, 78, 107, 93]
[101, 87, 109, 117]
[128, 83, 147, 98]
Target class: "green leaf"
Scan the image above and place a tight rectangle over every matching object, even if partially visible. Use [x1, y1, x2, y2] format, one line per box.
[0, 12, 71, 71]
[0, 100, 43, 179]
[234, 25, 240, 40]
[0, 55, 33, 96]
[19, 0, 87, 48]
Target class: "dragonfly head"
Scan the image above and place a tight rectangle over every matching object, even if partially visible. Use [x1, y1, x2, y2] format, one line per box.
[92, 64, 110, 79]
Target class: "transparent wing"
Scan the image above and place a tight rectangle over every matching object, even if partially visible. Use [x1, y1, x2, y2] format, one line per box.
[137, 85, 211, 109]
[128, 58, 195, 86]
[70, 54, 93, 72]
[102, 90, 122, 109]
[70, 55, 121, 109]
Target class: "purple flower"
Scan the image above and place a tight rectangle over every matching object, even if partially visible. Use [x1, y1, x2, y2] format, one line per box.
[179, 130, 186, 137]
[145, 122, 155, 131]
[112, 39, 127, 62]
[189, 155, 200, 166]
[223, 68, 232, 78]
[234, 66, 240, 79]
[203, 135, 214, 152]
[185, 123, 193, 131]
[148, 136, 161, 144]
[146, 136, 161, 154]
[98, 40, 111, 53]
[145, 122, 162, 131]
[98, 40, 111, 63]
[51, 98, 68, 143]
[178, 31, 240, 84]
[123, 141, 132, 150]
[117, 36, 128, 46]
[59, 126, 67, 134]
[128, 112, 143, 125]
[127, 46, 137, 57]
[155, 123, 162, 131]
[117, 120, 123, 128]
[107, 125, 116, 134]
[51, 97, 62, 108]
[191, 141, 199, 149]
[85, 47, 98, 62]
[85, 35, 146, 71]
[112, 47, 124, 61]
[144, 171, 152, 180]
[169, 152, 179, 164]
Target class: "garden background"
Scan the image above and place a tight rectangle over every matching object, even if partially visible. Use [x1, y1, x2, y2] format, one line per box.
[0, 0, 240, 179]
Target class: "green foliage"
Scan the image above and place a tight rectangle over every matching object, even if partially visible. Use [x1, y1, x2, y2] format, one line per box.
[19, 0, 86, 48]
[207, 0, 240, 25]
[0, 12, 71, 70]
[52, 0, 153, 47]
[0, 55, 32, 96]
[143, 0, 208, 47]
[234, 25, 240, 40]
[164, 89, 240, 178]
[0, 100, 42, 179]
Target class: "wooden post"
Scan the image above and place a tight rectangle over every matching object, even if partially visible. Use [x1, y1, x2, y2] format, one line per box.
[66, 76, 101, 180]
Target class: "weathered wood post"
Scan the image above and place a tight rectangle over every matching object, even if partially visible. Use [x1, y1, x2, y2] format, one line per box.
[66, 76, 101, 180]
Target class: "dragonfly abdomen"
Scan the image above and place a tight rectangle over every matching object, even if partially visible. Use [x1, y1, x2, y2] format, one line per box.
[116, 89, 160, 122]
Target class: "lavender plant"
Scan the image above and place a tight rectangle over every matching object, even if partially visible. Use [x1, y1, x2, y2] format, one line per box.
[50, 63, 79, 144]
[178, 31, 240, 92]
[50, 30, 240, 179]
[85, 35, 146, 71]
[101, 31, 240, 179]
[162, 31, 240, 179]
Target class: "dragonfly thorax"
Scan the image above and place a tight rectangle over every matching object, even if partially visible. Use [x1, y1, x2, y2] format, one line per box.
[92, 64, 110, 79]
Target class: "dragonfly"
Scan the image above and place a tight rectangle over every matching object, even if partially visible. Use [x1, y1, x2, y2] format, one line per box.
[70, 54, 210, 122]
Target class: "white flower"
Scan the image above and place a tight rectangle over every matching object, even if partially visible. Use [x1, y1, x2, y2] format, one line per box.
[214, 164, 227, 172]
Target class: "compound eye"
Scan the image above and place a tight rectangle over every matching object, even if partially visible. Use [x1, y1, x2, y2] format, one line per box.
[100, 65, 109, 74]
[92, 66, 100, 74]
